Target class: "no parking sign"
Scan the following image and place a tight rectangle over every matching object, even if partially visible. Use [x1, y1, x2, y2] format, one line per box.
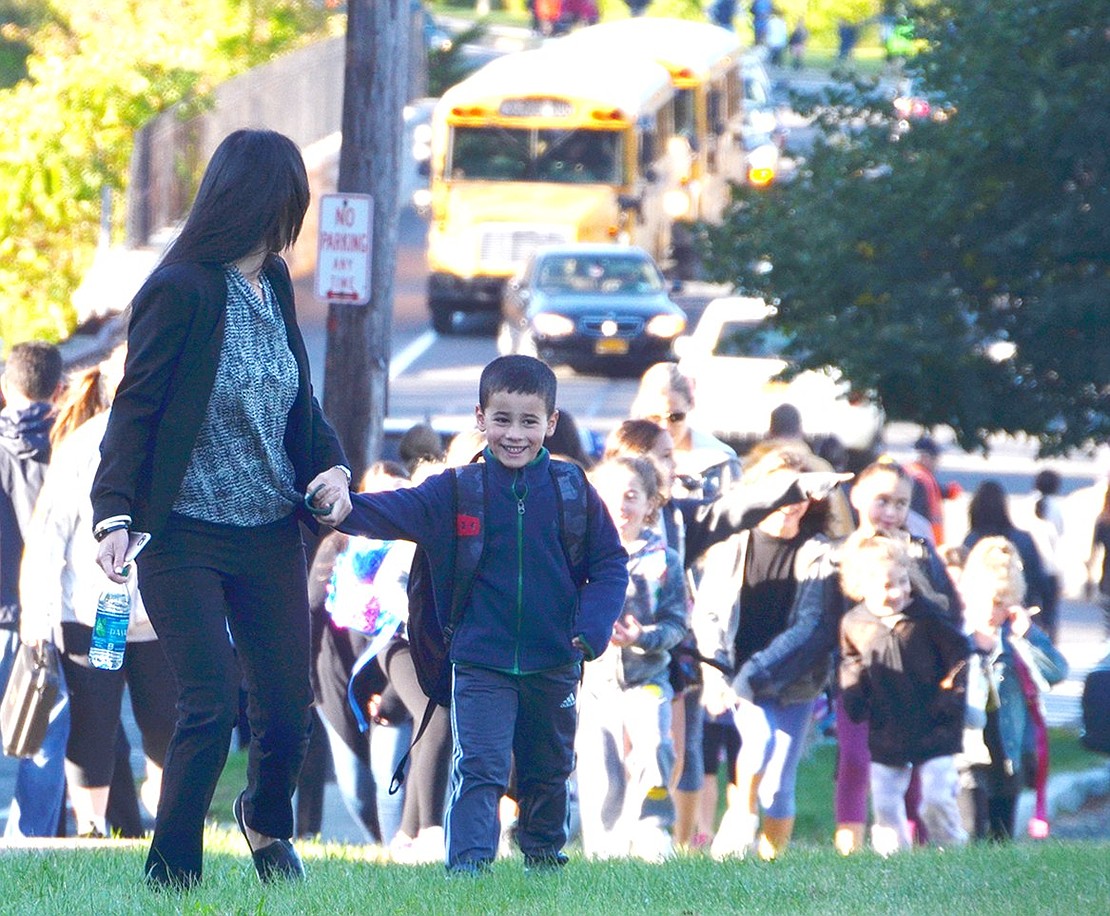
[315, 193, 373, 305]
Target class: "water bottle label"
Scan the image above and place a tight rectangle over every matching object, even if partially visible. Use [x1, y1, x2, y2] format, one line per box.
[90, 591, 130, 671]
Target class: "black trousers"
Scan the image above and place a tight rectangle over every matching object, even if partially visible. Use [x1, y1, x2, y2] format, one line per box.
[58, 624, 176, 786]
[137, 513, 313, 883]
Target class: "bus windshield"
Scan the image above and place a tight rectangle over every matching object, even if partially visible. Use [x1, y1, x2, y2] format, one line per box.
[450, 127, 623, 183]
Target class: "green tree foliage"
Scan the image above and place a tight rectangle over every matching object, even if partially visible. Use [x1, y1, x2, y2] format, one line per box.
[702, 0, 1109, 454]
[0, 0, 52, 86]
[0, 1, 332, 352]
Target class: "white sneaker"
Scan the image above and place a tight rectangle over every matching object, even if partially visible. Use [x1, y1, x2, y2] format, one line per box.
[870, 824, 905, 857]
[710, 809, 758, 861]
[391, 827, 445, 865]
[630, 828, 675, 864]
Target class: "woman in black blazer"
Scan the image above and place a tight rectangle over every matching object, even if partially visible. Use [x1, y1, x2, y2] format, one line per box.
[92, 130, 353, 889]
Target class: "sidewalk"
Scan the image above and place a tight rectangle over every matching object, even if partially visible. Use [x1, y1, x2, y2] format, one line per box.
[1042, 596, 1107, 729]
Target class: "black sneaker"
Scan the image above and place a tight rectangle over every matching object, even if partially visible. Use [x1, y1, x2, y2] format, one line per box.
[523, 851, 568, 873]
[446, 859, 492, 877]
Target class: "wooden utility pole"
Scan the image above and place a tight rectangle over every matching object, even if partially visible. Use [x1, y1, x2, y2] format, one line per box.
[323, 0, 409, 476]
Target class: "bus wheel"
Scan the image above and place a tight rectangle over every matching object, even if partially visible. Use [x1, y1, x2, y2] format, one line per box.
[431, 302, 455, 334]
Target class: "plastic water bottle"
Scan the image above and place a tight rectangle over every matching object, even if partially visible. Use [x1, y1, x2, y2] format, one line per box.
[89, 578, 130, 671]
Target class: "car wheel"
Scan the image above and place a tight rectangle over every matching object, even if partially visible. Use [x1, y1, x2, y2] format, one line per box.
[430, 302, 454, 334]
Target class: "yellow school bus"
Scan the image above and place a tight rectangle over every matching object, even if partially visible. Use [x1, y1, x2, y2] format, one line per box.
[423, 48, 677, 332]
[561, 18, 747, 277]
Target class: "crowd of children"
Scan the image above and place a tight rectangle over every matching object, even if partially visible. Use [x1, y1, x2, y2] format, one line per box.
[310, 354, 1079, 869]
[2, 348, 1087, 879]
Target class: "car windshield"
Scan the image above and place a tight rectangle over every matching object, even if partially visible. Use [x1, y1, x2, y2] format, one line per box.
[450, 127, 622, 183]
[534, 254, 663, 294]
[714, 320, 792, 358]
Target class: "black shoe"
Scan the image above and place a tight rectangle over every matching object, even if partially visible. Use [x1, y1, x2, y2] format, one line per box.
[445, 859, 493, 877]
[145, 860, 199, 892]
[234, 790, 306, 883]
[523, 851, 569, 873]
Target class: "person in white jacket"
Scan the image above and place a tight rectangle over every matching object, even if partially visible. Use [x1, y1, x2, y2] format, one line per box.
[20, 354, 176, 838]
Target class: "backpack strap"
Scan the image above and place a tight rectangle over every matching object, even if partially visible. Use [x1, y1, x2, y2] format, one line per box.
[389, 697, 438, 795]
[445, 462, 486, 640]
[389, 463, 488, 794]
[550, 459, 589, 583]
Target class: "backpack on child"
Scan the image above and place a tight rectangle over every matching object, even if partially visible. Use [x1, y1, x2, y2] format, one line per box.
[1081, 651, 1110, 755]
[389, 457, 590, 791]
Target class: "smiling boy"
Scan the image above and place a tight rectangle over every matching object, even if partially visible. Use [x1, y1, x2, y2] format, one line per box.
[337, 355, 628, 872]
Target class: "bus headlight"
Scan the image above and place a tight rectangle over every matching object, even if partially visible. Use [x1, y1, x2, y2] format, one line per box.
[531, 313, 576, 338]
[646, 313, 687, 338]
[663, 189, 692, 219]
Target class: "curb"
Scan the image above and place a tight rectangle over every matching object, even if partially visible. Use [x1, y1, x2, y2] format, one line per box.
[1014, 762, 1110, 840]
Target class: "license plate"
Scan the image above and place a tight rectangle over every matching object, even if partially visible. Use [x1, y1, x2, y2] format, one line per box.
[594, 337, 630, 355]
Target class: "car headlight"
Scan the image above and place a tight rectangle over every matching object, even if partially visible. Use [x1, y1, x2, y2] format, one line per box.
[747, 144, 778, 187]
[531, 313, 576, 338]
[645, 313, 687, 338]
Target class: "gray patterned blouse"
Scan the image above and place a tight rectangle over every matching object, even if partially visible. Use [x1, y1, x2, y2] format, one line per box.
[172, 265, 300, 525]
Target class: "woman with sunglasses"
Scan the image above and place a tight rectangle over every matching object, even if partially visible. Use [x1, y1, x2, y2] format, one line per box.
[630, 362, 739, 500]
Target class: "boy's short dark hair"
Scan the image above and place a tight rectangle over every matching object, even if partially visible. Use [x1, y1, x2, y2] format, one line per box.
[3, 340, 63, 403]
[1033, 468, 1061, 496]
[479, 355, 557, 416]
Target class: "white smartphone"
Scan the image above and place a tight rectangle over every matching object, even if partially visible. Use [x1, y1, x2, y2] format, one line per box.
[124, 530, 151, 564]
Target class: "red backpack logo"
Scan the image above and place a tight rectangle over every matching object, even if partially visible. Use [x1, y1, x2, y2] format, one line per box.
[456, 514, 480, 537]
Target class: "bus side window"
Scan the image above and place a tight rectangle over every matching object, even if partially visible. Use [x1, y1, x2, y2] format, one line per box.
[638, 114, 658, 181]
[638, 131, 656, 179]
[726, 69, 743, 122]
[708, 89, 723, 135]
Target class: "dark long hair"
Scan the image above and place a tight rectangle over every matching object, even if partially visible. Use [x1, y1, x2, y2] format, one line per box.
[162, 129, 310, 267]
[967, 480, 1013, 535]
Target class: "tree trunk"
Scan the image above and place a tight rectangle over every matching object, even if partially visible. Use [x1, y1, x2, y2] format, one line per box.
[324, 0, 409, 477]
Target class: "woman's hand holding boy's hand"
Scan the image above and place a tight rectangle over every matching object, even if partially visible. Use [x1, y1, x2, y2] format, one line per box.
[306, 466, 353, 526]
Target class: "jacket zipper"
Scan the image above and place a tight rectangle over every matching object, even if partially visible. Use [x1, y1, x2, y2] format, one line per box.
[512, 469, 528, 673]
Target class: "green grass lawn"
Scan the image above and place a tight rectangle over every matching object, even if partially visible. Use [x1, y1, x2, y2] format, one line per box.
[3, 838, 1107, 914]
[204, 726, 1104, 847]
[3, 727, 1106, 913]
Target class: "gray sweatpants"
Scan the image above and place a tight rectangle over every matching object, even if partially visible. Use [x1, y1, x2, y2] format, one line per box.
[870, 755, 968, 854]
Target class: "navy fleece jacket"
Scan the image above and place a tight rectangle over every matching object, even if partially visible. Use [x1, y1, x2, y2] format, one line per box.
[339, 448, 628, 672]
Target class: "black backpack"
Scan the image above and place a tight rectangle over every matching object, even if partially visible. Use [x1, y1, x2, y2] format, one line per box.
[1080, 651, 1110, 755]
[391, 458, 589, 791]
